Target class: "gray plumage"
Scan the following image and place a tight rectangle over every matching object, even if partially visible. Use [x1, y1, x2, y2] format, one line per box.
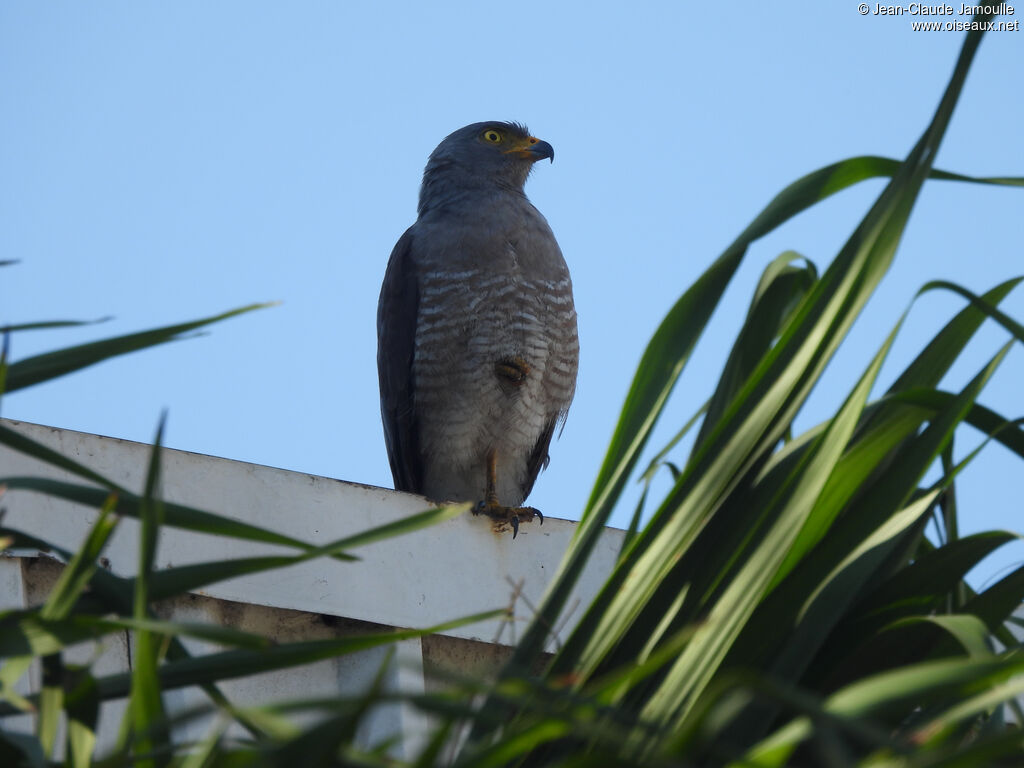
[377, 121, 578, 513]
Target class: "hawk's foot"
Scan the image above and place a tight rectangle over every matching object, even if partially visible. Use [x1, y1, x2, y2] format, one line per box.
[472, 501, 543, 539]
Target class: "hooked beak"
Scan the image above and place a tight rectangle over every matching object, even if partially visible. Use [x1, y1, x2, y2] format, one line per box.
[505, 138, 555, 163]
[527, 139, 555, 163]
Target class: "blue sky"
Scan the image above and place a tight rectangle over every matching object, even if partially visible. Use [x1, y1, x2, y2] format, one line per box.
[2, 3, 1022, 586]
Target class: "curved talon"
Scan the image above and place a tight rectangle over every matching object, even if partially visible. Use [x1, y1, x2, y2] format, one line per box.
[469, 449, 544, 537]
[472, 501, 542, 538]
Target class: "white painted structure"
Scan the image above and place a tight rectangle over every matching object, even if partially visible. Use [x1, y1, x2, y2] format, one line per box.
[0, 419, 623, 757]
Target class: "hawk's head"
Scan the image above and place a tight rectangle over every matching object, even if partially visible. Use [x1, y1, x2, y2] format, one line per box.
[420, 121, 554, 209]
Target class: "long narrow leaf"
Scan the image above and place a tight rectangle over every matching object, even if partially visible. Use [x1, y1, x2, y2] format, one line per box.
[495, 149, 1024, 695]
[739, 653, 1024, 767]
[4, 303, 273, 393]
[95, 610, 504, 704]
[636, 298, 905, 745]
[0, 319, 110, 334]
[123, 416, 169, 766]
[0, 476, 346, 555]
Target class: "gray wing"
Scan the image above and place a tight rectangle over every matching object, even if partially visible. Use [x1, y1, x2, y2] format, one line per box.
[521, 415, 558, 502]
[377, 228, 423, 493]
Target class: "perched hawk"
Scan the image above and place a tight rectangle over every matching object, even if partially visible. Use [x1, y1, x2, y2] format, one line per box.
[377, 121, 579, 537]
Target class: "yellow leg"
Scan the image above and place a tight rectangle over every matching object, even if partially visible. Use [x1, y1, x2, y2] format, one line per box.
[471, 449, 543, 539]
[485, 448, 501, 507]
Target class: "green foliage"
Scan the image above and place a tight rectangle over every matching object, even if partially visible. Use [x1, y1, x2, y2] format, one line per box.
[2, 15, 1024, 767]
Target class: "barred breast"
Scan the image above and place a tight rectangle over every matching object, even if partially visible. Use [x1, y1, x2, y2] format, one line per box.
[411, 198, 579, 505]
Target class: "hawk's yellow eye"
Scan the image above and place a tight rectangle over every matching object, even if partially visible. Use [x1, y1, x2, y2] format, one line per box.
[482, 130, 502, 143]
